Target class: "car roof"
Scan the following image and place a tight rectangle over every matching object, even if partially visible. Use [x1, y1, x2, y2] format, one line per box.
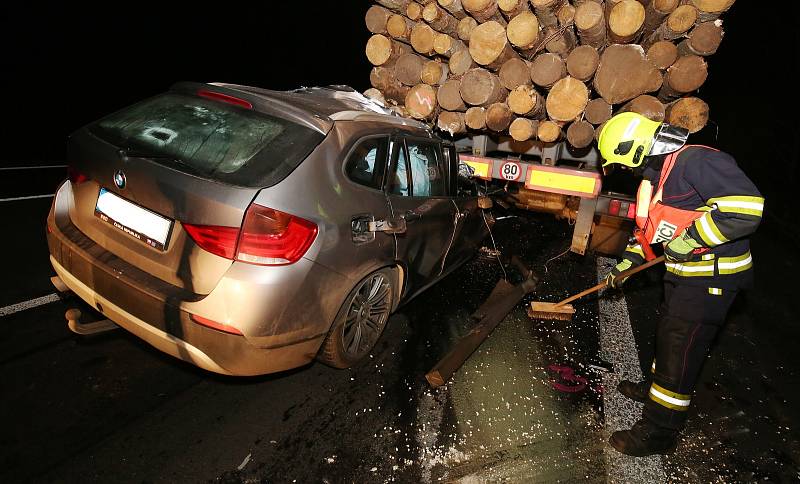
[173, 82, 434, 136]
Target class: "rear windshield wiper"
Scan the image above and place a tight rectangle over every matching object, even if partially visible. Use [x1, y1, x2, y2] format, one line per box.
[118, 149, 200, 175]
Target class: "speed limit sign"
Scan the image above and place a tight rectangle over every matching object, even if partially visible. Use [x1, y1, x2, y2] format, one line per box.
[499, 161, 522, 181]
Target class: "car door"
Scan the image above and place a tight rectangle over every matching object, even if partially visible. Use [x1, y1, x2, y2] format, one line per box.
[443, 143, 486, 269]
[385, 135, 458, 298]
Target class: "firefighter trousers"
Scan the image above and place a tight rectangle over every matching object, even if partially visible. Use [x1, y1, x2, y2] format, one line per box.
[643, 281, 738, 430]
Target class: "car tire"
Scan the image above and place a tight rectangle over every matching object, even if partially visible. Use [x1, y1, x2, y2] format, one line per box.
[318, 268, 395, 369]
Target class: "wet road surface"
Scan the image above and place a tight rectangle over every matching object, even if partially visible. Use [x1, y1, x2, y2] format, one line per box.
[1, 167, 799, 482]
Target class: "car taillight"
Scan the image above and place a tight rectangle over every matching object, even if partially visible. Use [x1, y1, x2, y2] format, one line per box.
[235, 204, 318, 266]
[627, 203, 636, 219]
[183, 224, 240, 259]
[67, 166, 89, 185]
[190, 314, 243, 336]
[183, 204, 317, 266]
[608, 199, 621, 216]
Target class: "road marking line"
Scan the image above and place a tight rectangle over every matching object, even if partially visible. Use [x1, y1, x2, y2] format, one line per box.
[0, 293, 61, 317]
[0, 165, 67, 171]
[0, 194, 55, 202]
[596, 257, 667, 483]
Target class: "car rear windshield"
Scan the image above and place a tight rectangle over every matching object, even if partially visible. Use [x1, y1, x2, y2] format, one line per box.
[89, 92, 325, 187]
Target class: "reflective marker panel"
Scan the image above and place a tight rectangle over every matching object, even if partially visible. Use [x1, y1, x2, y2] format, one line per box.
[459, 155, 494, 180]
[525, 165, 601, 198]
[95, 188, 173, 251]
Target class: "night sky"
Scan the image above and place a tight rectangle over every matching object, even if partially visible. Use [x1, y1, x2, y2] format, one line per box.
[1, 1, 797, 217]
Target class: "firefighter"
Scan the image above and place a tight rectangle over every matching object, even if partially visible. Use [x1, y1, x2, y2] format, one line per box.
[597, 112, 764, 456]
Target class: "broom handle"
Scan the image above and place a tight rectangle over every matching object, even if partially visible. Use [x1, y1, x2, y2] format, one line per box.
[554, 255, 666, 308]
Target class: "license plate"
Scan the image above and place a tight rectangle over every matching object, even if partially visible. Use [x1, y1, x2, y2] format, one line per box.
[95, 188, 173, 251]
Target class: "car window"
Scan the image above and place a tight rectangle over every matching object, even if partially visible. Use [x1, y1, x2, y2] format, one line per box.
[387, 139, 410, 196]
[89, 93, 324, 188]
[407, 140, 445, 197]
[345, 137, 388, 190]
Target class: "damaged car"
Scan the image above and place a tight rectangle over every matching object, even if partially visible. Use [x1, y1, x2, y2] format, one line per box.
[47, 83, 489, 376]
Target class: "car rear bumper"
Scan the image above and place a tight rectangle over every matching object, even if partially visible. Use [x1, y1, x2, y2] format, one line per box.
[46, 184, 350, 376]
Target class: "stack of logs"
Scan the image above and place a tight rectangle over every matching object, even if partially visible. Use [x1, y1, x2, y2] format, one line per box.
[364, 0, 732, 148]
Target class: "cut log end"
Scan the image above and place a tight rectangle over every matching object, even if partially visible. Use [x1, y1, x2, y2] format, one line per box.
[510, 118, 539, 141]
[566, 120, 595, 148]
[647, 41, 679, 69]
[584, 98, 612, 125]
[566, 45, 600, 82]
[546, 76, 589, 122]
[538, 120, 562, 143]
[499, 58, 532, 90]
[465, 106, 488, 130]
[405, 84, 438, 120]
[621, 95, 666, 122]
[666, 96, 709, 133]
[530, 53, 567, 89]
[507, 11, 540, 50]
[437, 111, 468, 135]
[486, 102, 514, 132]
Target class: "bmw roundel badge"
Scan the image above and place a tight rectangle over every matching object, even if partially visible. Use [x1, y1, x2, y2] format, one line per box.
[114, 170, 127, 189]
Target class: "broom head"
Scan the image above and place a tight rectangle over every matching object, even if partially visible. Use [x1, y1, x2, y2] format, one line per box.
[528, 301, 576, 321]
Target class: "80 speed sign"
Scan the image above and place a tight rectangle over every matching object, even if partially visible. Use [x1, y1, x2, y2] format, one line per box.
[499, 161, 522, 181]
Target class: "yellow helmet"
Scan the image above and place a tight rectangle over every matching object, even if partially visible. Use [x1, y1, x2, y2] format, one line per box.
[597, 112, 661, 168]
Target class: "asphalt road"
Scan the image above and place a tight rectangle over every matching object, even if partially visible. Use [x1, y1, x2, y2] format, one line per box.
[1, 166, 799, 483]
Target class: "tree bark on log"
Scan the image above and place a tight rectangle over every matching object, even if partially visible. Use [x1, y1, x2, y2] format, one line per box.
[395, 53, 427, 85]
[665, 96, 709, 133]
[410, 23, 438, 55]
[658, 54, 707, 101]
[422, 60, 450, 85]
[449, 49, 477, 77]
[387, 14, 416, 43]
[677, 20, 724, 56]
[508, 84, 545, 117]
[584, 98, 612, 125]
[574, 1, 607, 48]
[366, 34, 412, 67]
[506, 11, 540, 52]
[530, 52, 567, 89]
[608, 0, 646, 44]
[546, 76, 589, 122]
[366, 5, 393, 34]
[499, 58, 533, 90]
[566, 120, 595, 148]
[566, 45, 599, 81]
[460, 68, 509, 106]
[643, 0, 678, 36]
[594, 44, 660, 104]
[647, 40, 678, 69]
[531, 0, 567, 28]
[690, 0, 735, 22]
[644, 4, 698, 47]
[510, 118, 539, 141]
[437, 111, 468, 134]
[620, 94, 666, 121]
[434, 33, 468, 57]
[470, 21, 522, 70]
[370, 66, 412, 103]
[375, 0, 413, 13]
[462, 0, 507, 24]
[364, 88, 387, 105]
[438, 0, 468, 19]
[465, 106, 487, 129]
[538, 120, 563, 142]
[498, 0, 531, 19]
[406, 83, 439, 120]
[437, 78, 468, 111]
[423, 3, 460, 36]
[486, 102, 514, 132]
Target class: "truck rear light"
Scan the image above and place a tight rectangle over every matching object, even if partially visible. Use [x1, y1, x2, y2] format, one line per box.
[627, 203, 636, 219]
[235, 204, 318, 266]
[67, 166, 89, 185]
[183, 224, 239, 259]
[190, 314, 243, 336]
[608, 199, 621, 216]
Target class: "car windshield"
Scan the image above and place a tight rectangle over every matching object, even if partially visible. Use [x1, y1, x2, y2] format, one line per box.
[89, 92, 325, 187]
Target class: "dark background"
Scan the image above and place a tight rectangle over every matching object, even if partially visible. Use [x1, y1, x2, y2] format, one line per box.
[1, 1, 797, 223]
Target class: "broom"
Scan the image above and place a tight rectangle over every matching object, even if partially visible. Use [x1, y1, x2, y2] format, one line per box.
[528, 255, 666, 321]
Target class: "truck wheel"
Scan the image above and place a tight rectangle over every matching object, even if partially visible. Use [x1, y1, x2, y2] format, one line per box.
[318, 268, 394, 369]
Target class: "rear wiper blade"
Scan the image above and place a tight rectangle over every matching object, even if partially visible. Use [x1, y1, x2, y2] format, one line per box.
[117, 149, 200, 175]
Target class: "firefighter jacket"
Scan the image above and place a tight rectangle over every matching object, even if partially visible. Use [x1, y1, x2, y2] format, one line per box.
[621, 146, 763, 289]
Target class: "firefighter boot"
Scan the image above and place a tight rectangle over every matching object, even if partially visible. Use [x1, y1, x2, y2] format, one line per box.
[617, 379, 650, 403]
[610, 419, 678, 457]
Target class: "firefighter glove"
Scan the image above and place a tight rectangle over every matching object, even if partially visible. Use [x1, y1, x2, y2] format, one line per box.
[664, 230, 704, 262]
[607, 259, 634, 288]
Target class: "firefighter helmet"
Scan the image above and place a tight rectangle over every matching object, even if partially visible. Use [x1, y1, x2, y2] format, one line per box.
[598, 112, 689, 167]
